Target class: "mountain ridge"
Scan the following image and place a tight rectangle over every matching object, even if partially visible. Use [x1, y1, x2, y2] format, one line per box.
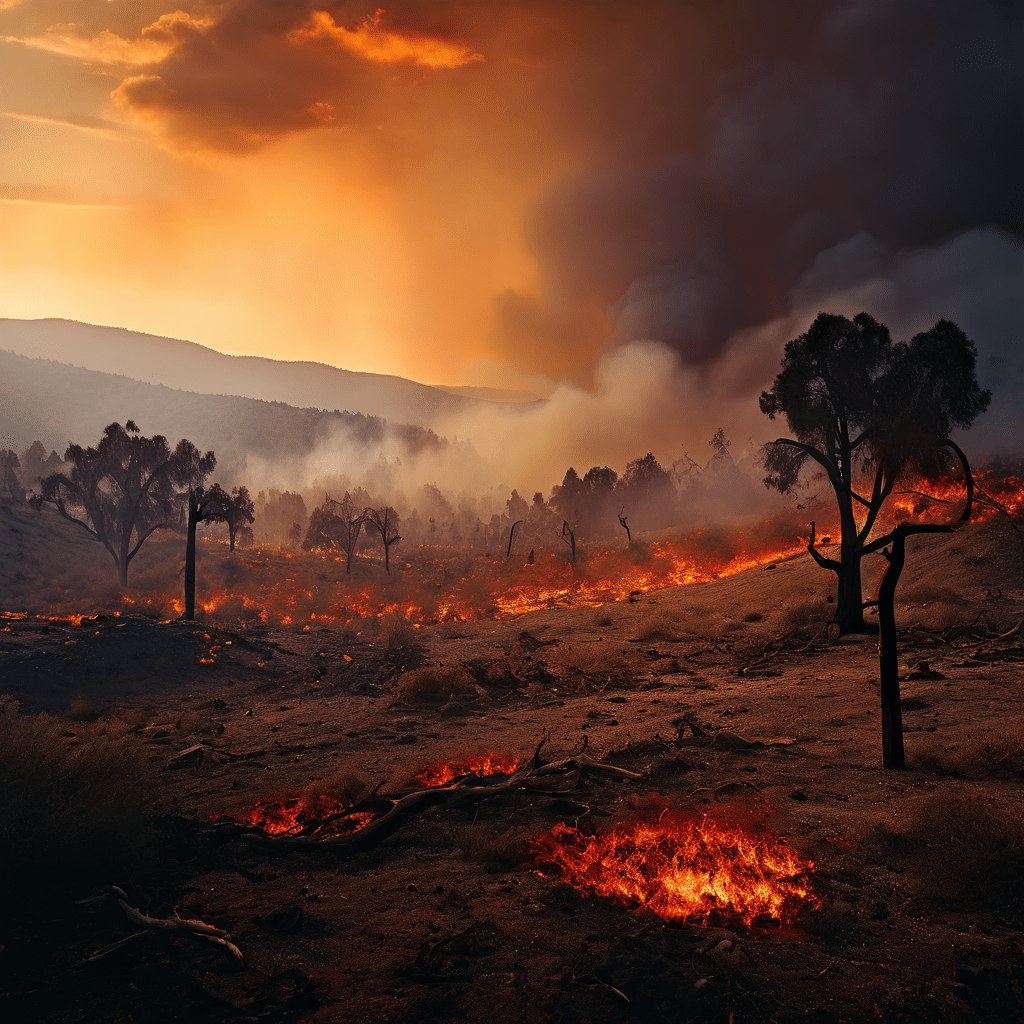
[0, 318, 535, 428]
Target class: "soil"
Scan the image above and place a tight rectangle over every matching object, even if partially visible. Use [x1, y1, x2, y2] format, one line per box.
[2, 518, 1024, 1023]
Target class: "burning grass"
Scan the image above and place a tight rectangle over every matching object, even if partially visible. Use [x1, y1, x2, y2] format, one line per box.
[530, 802, 816, 927]
[0, 698, 154, 884]
[414, 752, 522, 787]
[224, 772, 372, 836]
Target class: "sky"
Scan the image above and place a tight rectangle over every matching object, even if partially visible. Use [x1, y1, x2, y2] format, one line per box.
[1, 1, 1022, 465]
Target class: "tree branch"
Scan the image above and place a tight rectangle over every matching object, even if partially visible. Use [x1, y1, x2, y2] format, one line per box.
[807, 521, 842, 573]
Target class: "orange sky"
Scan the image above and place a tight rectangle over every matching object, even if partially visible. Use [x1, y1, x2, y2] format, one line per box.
[0, 1, 583, 386]
[1, 1, 1019, 414]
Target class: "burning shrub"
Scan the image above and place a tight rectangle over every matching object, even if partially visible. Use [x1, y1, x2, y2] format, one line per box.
[395, 663, 477, 703]
[414, 752, 521, 787]
[0, 698, 154, 884]
[226, 772, 370, 836]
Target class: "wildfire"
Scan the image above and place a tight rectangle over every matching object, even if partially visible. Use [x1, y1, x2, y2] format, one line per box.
[531, 812, 816, 927]
[226, 793, 374, 836]
[414, 752, 521, 787]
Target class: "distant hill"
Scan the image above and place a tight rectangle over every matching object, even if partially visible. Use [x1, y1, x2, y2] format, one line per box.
[0, 318, 532, 427]
[0, 349, 480, 482]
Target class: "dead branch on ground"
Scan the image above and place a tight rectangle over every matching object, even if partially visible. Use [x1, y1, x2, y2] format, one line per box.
[76, 885, 243, 961]
[232, 737, 642, 852]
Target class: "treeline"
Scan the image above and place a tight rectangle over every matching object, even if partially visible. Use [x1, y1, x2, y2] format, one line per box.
[1, 440, 66, 503]
[284, 429, 764, 563]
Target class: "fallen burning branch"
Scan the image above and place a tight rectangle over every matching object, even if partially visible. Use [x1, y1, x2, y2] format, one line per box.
[75, 885, 242, 963]
[229, 738, 642, 852]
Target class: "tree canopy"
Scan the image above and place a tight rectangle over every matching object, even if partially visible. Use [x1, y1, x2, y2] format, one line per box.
[36, 421, 215, 587]
[760, 312, 990, 632]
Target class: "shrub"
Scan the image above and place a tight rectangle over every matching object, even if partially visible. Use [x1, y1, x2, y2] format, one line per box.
[380, 608, 413, 650]
[0, 699, 154, 884]
[395, 664, 477, 703]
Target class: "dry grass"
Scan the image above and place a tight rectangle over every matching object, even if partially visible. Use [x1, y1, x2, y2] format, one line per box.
[898, 583, 968, 606]
[0, 698, 154, 883]
[916, 727, 1024, 778]
[632, 613, 683, 642]
[781, 590, 834, 628]
[293, 770, 369, 809]
[551, 643, 632, 676]
[395, 664, 477, 703]
[65, 696, 106, 722]
[461, 825, 530, 871]
[872, 789, 1024, 907]
[380, 608, 413, 649]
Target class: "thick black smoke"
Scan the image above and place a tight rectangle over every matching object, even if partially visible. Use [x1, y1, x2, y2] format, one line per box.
[493, 0, 1024, 374]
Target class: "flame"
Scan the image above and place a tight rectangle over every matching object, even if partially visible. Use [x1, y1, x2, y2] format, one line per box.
[14, 470, 1023, 627]
[414, 752, 521, 787]
[224, 792, 375, 836]
[531, 811, 815, 927]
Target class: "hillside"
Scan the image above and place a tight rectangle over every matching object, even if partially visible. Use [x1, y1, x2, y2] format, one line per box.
[0, 349, 472, 481]
[0, 318, 533, 429]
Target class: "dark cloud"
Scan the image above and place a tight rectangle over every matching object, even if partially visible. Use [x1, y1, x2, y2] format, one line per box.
[492, 0, 1024, 375]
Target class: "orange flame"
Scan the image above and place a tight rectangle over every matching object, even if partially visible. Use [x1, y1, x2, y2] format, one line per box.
[225, 793, 374, 836]
[531, 812, 816, 927]
[414, 752, 521, 787]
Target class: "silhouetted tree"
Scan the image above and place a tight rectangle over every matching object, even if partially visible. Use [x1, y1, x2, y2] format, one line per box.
[183, 484, 233, 620]
[35, 421, 215, 588]
[318, 492, 365, 574]
[1, 451, 24, 504]
[618, 507, 631, 546]
[227, 486, 255, 551]
[364, 506, 401, 573]
[550, 469, 583, 525]
[288, 522, 303, 548]
[18, 440, 61, 494]
[560, 520, 577, 565]
[199, 483, 254, 551]
[616, 453, 677, 530]
[255, 489, 308, 546]
[856, 440, 975, 769]
[760, 313, 990, 633]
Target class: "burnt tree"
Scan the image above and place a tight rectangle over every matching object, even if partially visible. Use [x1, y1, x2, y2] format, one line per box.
[760, 313, 989, 633]
[849, 440, 974, 769]
[333, 493, 365, 574]
[560, 520, 577, 565]
[507, 519, 523, 559]
[36, 421, 215, 588]
[364, 506, 401, 574]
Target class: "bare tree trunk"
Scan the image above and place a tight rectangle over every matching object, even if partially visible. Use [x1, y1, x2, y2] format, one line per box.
[507, 520, 523, 559]
[184, 490, 199, 621]
[876, 537, 906, 769]
[836, 550, 866, 633]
